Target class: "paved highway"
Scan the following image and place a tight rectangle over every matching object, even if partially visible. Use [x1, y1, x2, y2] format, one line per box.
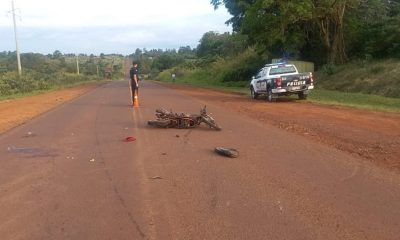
[1, 80, 399, 240]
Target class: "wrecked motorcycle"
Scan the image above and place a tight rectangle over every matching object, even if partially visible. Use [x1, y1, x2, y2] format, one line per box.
[148, 106, 221, 130]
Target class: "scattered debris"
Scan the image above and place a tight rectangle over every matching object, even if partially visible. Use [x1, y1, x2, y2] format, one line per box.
[124, 136, 136, 142]
[150, 176, 163, 180]
[277, 200, 284, 212]
[22, 131, 37, 138]
[214, 147, 239, 158]
[175, 134, 180, 138]
[161, 153, 167, 155]
[89, 158, 95, 162]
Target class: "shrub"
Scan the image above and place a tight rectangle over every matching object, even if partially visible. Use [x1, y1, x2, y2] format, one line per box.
[321, 64, 338, 75]
[212, 48, 265, 82]
[0, 69, 97, 96]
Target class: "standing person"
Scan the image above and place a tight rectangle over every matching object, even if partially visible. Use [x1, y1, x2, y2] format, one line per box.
[171, 73, 176, 83]
[129, 61, 139, 106]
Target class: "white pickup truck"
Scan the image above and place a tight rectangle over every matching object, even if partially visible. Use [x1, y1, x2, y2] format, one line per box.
[250, 63, 314, 102]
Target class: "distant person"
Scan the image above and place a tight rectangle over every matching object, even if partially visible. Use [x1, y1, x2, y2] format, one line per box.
[172, 73, 176, 83]
[129, 61, 139, 105]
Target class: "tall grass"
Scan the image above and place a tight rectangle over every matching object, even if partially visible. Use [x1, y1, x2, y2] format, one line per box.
[316, 59, 400, 98]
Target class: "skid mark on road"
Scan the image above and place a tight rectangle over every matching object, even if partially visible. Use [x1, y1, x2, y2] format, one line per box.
[91, 93, 147, 239]
[112, 184, 147, 239]
[131, 108, 159, 240]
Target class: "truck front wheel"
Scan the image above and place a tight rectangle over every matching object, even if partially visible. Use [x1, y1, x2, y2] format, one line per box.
[250, 87, 259, 99]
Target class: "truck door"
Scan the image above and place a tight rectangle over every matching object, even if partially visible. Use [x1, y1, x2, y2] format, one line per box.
[255, 68, 267, 92]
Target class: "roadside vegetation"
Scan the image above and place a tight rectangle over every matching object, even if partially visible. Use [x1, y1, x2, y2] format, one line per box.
[128, 0, 400, 112]
[0, 51, 124, 98]
[316, 59, 400, 98]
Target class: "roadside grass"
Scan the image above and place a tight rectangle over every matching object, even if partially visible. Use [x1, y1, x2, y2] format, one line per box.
[308, 89, 400, 112]
[0, 79, 108, 101]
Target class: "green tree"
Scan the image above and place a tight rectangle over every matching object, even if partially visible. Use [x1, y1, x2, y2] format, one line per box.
[52, 50, 63, 59]
[197, 31, 247, 58]
[211, 0, 370, 64]
[151, 54, 184, 71]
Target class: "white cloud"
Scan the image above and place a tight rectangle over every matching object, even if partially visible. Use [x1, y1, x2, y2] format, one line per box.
[0, 0, 229, 27]
[0, 0, 232, 54]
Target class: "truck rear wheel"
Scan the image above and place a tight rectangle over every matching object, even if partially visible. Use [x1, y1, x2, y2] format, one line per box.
[266, 88, 276, 102]
[298, 91, 308, 100]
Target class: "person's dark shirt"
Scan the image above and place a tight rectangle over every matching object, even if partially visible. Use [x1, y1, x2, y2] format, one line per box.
[130, 67, 139, 81]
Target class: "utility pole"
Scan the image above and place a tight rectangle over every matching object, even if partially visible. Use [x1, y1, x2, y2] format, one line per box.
[76, 55, 80, 75]
[11, 0, 22, 76]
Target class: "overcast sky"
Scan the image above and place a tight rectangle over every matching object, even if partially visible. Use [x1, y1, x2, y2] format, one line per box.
[0, 0, 232, 55]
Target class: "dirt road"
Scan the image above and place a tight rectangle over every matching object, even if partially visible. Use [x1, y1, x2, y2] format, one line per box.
[1, 80, 400, 240]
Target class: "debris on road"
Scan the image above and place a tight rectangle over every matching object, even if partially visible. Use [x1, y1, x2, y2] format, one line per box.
[89, 158, 95, 162]
[215, 147, 239, 158]
[161, 153, 167, 155]
[175, 134, 180, 138]
[150, 176, 163, 180]
[124, 136, 136, 142]
[22, 131, 37, 138]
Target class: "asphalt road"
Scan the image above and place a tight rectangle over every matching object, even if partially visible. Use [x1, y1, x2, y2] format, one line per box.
[1, 80, 399, 240]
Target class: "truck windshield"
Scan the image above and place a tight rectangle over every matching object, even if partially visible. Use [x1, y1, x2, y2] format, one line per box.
[269, 66, 296, 75]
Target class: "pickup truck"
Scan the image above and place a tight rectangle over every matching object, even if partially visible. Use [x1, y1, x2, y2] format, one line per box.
[250, 63, 314, 102]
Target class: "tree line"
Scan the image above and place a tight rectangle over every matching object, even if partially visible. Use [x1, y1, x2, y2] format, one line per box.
[0, 51, 124, 96]
[210, 0, 400, 65]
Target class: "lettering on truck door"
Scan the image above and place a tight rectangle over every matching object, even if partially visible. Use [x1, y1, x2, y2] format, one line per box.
[256, 69, 267, 91]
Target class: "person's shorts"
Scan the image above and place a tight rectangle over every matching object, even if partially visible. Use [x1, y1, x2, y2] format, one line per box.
[130, 80, 138, 89]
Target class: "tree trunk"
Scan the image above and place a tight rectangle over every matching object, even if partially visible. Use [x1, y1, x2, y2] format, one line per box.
[317, 0, 348, 64]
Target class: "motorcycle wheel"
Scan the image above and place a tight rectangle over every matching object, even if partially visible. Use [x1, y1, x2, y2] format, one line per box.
[148, 119, 171, 128]
[201, 116, 222, 130]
